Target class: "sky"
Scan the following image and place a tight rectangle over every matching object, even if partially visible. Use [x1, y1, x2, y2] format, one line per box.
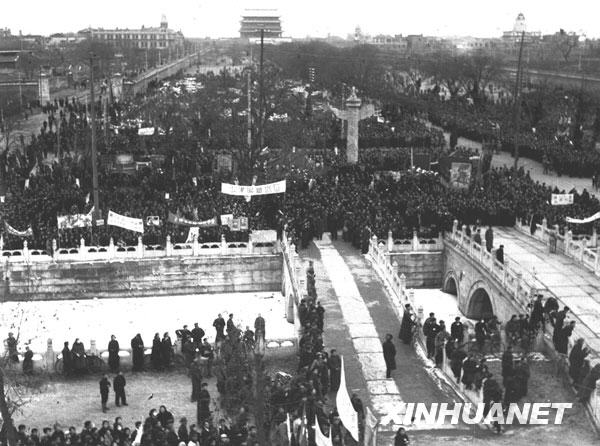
[2, 0, 599, 39]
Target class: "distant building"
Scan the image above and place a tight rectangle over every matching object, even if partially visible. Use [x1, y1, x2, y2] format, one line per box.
[0, 50, 21, 72]
[502, 13, 541, 43]
[83, 15, 184, 50]
[240, 9, 283, 40]
[0, 28, 11, 39]
[48, 33, 85, 47]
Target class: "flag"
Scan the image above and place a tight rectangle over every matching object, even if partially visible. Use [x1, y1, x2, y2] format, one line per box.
[298, 407, 308, 446]
[24, 179, 29, 189]
[286, 413, 292, 442]
[186, 227, 199, 243]
[336, 356, 359, 441]
[85, 193, 90, 204]
[192, 177, 197, 187]
[314, 415, 332, 446]
[75, 178, 80, 188]
[364, 407, 379, 446]
[29, 162, 38, 177]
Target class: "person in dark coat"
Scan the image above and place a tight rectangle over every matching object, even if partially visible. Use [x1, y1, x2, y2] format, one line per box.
[556, 321, 576, 354]
[501, 346, 514, 386]
[22, 346, 33, 375]
[461, 354, 478, 390]
[495, 245, 504, 264]
[158, 405, 174, 428]
[394, 427, 409, 446]
[450, 317, 464, 344]
[197, 383, 211, 425]
[177, 418, 189, 444]
[382, 334, 396, 379]
[61, 342, 73, 377]
[569, 338, 589, 383]
[422, 313, 439, 358]
[474, 319, 488, 352]
[191, 323, 205, 347]
[72, 339, 86, 375]
[99, 375, 111, 412]
[108, 335, 120, 372]
[113, 372, 127, 407]
[190, 360, 203, 402]
[450, 344, 467, 383]
[578, 364, 600, 402]
[161, 333, 173, 368]
[213, 314, 225, 341]
[530, 294, 545, 331]
[226, 314, 235, 334]
[131, 334, 145, 372]
[398, 304, 415, 344]
[151, 333, 162, 370]
[329, 349, 341, 392]
[484, 226, 494, 252]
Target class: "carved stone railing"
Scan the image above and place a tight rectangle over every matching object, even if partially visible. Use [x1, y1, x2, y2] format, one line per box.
[376, 230, 444, 253]
[447, 221, 533, 313]
[515, 217, 600, 276]
[0, 234, 278, 265]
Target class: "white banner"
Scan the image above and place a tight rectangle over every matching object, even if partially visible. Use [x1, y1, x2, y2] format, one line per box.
[57, 208, 94, 230]
[137, 127, 155, 136]
[551, 193, 574, 205]
[107, 210, 144, 233]
[221, 180, 286, 196]
[220, 214, 233, 226]
[566, 212, 600, 224]
[336, 356, 359, 441]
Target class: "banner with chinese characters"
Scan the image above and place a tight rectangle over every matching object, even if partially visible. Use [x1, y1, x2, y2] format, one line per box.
[551, 193, 574, 206]
[107, 210, 144, 233]
[57, 207, 94, 230]
[168, 212, 217, 227]
[221, 180, 286, 196]
[4, 222, 33, 238]
[449, 162, 472, 189]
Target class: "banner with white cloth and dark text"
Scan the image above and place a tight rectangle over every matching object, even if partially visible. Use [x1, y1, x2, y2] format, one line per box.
[107, 210, 144, 233]
[221, 180, 286, 196]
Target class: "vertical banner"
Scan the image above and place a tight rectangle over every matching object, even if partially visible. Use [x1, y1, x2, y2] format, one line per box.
[364, 406, 379, 446]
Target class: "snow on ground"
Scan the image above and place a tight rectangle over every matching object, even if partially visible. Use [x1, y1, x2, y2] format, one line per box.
[411, 289, 466, 326]
[0, 292, 294, 353]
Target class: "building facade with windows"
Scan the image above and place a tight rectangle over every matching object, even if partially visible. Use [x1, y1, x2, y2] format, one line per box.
[83, 15, 184, 50]
[240, 9, 283, 39]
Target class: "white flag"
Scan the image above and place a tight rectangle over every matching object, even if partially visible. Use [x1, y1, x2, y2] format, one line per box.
[314, 415, 332, 446]
[75, 178, 80, 188]
[24, 179, 30, 189]
[85, 193, 90, 204]
[186, 227, 199, 243]
[336, 356, 359, 441]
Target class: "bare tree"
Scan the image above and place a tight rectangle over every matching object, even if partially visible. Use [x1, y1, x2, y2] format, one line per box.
[552, 30, 578, 64]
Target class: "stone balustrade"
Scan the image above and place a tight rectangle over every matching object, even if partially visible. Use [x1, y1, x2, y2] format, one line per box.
[0, 235, 278, 265]
[515, 218, 600, 276]
[377, 230, 444, 253]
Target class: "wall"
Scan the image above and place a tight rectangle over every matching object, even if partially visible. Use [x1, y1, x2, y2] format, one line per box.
[389, 251, 443, 288]
[1, 254, 282, 301]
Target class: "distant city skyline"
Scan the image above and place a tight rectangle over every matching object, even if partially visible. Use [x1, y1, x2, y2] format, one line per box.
[2, 0, 597, 39]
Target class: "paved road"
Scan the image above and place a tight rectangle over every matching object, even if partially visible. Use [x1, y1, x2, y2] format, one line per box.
[494, 227, 600, 360]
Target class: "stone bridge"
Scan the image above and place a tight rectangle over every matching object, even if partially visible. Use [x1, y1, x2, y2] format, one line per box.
[442, 221, 538, 322]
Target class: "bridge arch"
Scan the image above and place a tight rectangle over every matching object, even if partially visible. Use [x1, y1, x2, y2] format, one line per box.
[442, 271, 460, 302]
[466, 280, 495, 320]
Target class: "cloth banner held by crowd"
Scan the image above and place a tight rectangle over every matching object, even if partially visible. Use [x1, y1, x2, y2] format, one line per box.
[221, 180, 286, 196]
[167, 212, 217, 227]
[551, 194, 574, 206]
[4, 222, 33, 238]
[314, 414, 332, 446]
[336, 356, 359, 441]
[107, 210, 144, 233]
[566, 212, 600, 224]
[220, 214, 233, 226]
[251, 230, 277, 243]
[57, 207, 94, 230]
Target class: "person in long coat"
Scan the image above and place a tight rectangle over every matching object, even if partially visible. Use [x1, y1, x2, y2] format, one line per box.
[382, 334, 396, 379]
[151, 333, 162, 370]
[197, 383, 211, 425]
[569, 338, 588, 382]
[161, 333, 173, 368]
[131, 334, 145, 372]
[61, 342, 73, 376]
[190, 360, 203, 402]
[328, 349, 342, 392]
[108, 335, 120, 372]
[71, 338, 86, 374]
[398, 304, 415, 345]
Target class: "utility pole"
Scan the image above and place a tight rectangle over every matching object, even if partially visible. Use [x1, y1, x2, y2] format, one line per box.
[246, 68, 252, 149]
[90, 55, 100, 220]
[513, 31, 525, 169]
[258, 29, 265, 151]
